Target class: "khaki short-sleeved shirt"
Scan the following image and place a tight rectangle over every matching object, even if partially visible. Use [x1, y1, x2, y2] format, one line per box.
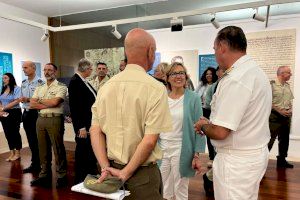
[91, 64, 173, 165]
[32, 79, 67, 114]
[89, 75, 109, 92]
[271, 79, 294, 110]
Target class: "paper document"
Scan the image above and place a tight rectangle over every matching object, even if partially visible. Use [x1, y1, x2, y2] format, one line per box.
[71, 182, 130, 200]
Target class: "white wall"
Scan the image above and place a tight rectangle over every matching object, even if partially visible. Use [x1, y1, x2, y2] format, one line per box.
[0, 3, 50, 153]
[0, 3, 50, 85]
[149, 14, 300, 160]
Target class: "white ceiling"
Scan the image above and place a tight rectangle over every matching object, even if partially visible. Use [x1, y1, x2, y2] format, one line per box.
[0, 0, 168, 17]
[1, 0, 300, 33]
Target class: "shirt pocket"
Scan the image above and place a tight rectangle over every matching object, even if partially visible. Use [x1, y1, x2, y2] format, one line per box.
[47, 90, 57, 98]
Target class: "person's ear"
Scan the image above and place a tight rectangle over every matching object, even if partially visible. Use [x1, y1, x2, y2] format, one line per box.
[219, 41, 228, 54]
[148, 46, 155, 62]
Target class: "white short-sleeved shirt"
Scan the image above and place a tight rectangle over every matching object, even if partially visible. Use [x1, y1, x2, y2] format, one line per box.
[210, 55, 272, 150]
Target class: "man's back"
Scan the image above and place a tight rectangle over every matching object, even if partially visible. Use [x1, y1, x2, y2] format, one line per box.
[92, 64, 172, 165]
[211, 55, 272, 150]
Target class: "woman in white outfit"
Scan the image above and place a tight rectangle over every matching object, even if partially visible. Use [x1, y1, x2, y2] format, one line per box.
[159, 62, 206, 200]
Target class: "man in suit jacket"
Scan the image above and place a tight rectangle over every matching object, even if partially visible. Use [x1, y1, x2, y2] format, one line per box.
[68, 58, 98, 184]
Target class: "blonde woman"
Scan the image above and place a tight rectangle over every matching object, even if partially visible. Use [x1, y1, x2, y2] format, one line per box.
[159, 62, 206, 200]
[153, 62, 170, 86]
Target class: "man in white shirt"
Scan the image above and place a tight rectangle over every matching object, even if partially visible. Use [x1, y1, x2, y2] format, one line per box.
[195, 26, 272, 200]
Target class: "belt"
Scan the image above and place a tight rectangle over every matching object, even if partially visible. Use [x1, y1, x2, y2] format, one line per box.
[39, 113, 62, 118]
[216, 146, 267, 155]
[110, 160, 157, 169]
[24, 109, 37, 112]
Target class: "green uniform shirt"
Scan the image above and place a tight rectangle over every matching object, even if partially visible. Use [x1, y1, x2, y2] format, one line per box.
[271, 79, 294, 110]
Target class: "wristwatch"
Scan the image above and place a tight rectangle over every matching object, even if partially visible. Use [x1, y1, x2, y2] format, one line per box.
[200, 125, 206, 134]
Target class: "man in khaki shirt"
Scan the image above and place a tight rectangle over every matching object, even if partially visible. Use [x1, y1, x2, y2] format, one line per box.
[30, 63, 68, 188]
[268, 65, 294, 168]
[89, 62, 109, 91]
[119, 59, 127, 72]
[90, 28, 172, 199]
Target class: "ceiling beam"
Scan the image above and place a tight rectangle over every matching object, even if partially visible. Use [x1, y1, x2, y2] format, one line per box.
[0, 0, 299, 32]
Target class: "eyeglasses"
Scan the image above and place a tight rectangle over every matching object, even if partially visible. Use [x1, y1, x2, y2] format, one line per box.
[169, 71, 186, 77]
[282, 71, 292, 75]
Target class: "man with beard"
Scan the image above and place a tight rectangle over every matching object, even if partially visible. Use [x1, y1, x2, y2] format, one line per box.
[119, 59, 127, 72]
[30, 63, 68, 188]
[89, 62, 109, 91]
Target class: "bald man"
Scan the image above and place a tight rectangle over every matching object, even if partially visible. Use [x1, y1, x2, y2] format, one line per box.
[268, 66, 294, 168]
[90, 28, 172, 199]
[20, 61, 44, 173]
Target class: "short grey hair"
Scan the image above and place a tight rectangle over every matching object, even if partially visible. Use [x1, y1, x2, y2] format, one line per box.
[30, 62, 36, 70]
[78, 58, 92, 72]
[277, 66, 289, 76]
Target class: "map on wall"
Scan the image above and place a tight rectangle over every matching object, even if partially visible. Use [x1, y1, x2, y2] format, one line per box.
[198, 54, 218, 80]
[21, 61, 41, 80]
[84, 47, 125, 79]
[246, 29, 296, 92]
[0, 52, 13, 89]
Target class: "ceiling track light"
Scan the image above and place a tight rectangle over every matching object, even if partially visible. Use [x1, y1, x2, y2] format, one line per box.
[111, 25, 122, 39]
[170, 17, 183, 32]
[210, 14, 220, 29]
[253, 8, 265, 22]
[41, 29, 49, 42]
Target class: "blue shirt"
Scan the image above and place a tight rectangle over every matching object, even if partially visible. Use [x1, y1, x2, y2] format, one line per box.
[0, 86, 21, 109]
[21, 75, 44, 109]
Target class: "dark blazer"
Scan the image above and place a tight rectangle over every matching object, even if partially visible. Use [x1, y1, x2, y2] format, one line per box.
[68, 73, 97, 134]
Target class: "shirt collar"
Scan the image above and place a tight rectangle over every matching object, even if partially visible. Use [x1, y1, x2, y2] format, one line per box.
[275, 78, 287, 86]
[32, 75, 40, 83]
[47, 79, 58, 87]
[232, 54, 251, 70]
[124, 64, 147, 73]
[76, 72, 86, 82]
[25, 74, 39, 83]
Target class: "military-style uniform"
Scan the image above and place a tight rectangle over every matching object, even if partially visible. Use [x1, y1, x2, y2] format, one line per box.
[21, 76, 44, 169]
[89, 75, 109, 92]
[268, 79, 294, 159]
[32, 79, 67, 179]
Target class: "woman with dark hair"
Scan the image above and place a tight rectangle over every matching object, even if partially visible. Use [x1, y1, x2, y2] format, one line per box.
[0, 73, 22, 161]
[195, 67, 218, 165]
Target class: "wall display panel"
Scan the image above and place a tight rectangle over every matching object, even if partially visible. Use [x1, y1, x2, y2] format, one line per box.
[85, 47, 125, 79]
[160, 50, 199, 86]
[0, 52, 13, 88]
[198, 54, 218, 80]
[246, 29, 296, 91]
[148, 52, 161, 75]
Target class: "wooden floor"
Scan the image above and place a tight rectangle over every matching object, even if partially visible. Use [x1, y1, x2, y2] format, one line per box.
[0, 142, 299, 200]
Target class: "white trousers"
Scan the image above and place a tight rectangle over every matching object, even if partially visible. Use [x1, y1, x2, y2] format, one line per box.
[159, 149, 189, 200]
[213, 146, 269, 200]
